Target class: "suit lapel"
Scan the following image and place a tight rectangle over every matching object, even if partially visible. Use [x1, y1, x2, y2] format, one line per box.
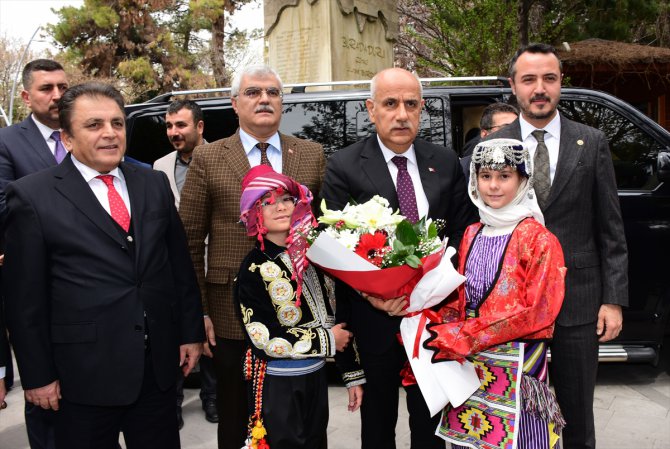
[546, 115, 582, 209]
[121, 162, 145, 258]
[280, 133, 300, 178]
[21, 117, 57, 168]
[414, 141, 440, 216]
[54, 157, 127, 247]
[220, 132, 251, 183]
[361, 136, 398, 209]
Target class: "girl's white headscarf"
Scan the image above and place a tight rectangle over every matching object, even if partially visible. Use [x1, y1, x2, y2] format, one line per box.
[468, 138, 544, 231]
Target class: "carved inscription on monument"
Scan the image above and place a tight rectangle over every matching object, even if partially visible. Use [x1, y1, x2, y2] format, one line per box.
[273, 28, 322, 83]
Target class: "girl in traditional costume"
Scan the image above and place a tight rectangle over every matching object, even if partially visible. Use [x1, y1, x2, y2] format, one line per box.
[236, 165, 365, 449]
[424, 138, 566, 448]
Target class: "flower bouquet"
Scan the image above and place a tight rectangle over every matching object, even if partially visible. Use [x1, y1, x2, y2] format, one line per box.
[306, 195, 444, 299]
[306, 196, 480, 415]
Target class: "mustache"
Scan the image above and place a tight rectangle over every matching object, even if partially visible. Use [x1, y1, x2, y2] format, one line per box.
[255, 105, 274, 113]
[531, 94, 550, 102]
[170, 136, 184, 142]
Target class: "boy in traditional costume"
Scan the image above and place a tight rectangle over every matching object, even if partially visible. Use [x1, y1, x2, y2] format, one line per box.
[236, 165, 365, 449]
[425, 139, 566, 448]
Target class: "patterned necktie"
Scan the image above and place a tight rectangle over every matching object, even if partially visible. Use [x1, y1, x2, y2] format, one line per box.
[256, 142, 272, 167]
[532, 129, 551, 208]
[51, 131, 67, 163]
[391, 156, 419, 223]
[97, 175, 131, 232]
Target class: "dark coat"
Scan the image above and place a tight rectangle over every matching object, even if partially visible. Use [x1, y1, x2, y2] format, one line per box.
[319, 134, 477, 355]
[3, 156, 205, 406]
[490, 116, 628, 326]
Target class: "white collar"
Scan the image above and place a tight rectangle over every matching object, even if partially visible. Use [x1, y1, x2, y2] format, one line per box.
[519, 112, 561, 141]
[239, 128, 281, 155]
[71, 154, 124, 183]
[376, 135, 417, 166]
[30, 114, 60, 141]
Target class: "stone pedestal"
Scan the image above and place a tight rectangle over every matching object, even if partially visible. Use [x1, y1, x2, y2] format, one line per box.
[265, 0, 398, 86]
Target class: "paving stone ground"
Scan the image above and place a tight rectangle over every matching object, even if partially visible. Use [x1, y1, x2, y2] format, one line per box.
[2, 340, 669, 449]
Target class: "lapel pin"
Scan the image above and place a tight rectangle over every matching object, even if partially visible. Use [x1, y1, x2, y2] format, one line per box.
[428, 167, 435, 172]
[577, 139, 584, 146]
[288, 148, 294, 154]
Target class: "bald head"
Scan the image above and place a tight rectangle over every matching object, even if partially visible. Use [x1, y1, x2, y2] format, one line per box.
[370, 68, 423, 101]
[366, 68, 425, 154]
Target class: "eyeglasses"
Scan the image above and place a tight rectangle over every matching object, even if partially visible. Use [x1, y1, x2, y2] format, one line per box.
[260, 195, 297, 208]
[241, 87, 283, 99]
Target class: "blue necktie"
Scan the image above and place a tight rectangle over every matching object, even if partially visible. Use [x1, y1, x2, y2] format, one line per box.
[51, 131, 67, 163]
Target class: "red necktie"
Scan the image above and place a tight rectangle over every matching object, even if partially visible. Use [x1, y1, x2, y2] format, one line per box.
[97, 175, 130, 232]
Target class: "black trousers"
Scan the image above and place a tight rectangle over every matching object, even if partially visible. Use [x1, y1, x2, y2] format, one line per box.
[212, 337, 248, 449]
[549, 322, 599, 449]
[54, 353, 179, 449]
[262, 367, 328, 449]
[359, 342, 444, 449]
[25, 403, 56, 449]
[176, 353, 217, 406]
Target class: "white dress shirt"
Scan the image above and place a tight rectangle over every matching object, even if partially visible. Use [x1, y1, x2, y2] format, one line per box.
[376, 136, 430, 220]
[71, 156, 132, 217]
[240, 128, 283, 173]
[519, 113, 561, 183]
[31, 115, 62, 158]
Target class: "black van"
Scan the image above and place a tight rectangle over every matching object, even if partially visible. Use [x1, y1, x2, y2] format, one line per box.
[125, 78, 670, 364]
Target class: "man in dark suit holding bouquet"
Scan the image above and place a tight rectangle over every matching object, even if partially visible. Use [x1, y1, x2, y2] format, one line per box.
[320, 67, 477, 449]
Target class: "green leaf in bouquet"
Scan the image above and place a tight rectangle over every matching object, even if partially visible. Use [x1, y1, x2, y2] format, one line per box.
[405, 254, 422, 268]
[393, 239, 407, 253]
[395, 220, 420, 246]
[427, 220, 438, 239]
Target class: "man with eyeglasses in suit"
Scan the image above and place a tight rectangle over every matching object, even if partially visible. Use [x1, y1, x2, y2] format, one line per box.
[179, 65, 326, 449]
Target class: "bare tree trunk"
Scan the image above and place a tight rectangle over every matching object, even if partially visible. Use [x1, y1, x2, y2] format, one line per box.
[518, 0, 532, 46]
[211, 13, 228, 87]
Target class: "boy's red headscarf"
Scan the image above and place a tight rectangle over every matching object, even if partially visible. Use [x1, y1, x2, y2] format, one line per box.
[239, 165, 316, 305]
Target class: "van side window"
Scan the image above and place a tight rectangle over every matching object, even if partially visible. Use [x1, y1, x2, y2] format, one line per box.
[558, 100, 663, 190]
[346, 97, 448, 151]
[281, 101, 345, 158]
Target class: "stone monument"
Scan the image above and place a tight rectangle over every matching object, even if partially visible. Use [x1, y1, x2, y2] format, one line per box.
[265, 0, 398, 86]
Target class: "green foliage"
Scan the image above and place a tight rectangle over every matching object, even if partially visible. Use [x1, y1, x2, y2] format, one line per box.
[386, 218, 438, 268]
[47, 0, 258, 100]
[400, 0, 520, 77]
[398, 0, 668, 79]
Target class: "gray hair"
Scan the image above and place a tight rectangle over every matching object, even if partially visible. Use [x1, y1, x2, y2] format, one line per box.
[369, 68, 423, 100]
[231, 65, 283, 97]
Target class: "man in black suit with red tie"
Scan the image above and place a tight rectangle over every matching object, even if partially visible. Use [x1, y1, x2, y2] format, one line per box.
[3, 82, 205, 449]
[320, 68, 477, 449]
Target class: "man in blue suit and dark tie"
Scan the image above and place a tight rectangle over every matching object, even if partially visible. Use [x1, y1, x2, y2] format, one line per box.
[0, 59, 69, 225]
[0, 58, 69, 449]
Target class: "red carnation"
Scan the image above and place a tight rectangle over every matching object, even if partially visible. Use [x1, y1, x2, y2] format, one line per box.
[355, 231, 390, 267]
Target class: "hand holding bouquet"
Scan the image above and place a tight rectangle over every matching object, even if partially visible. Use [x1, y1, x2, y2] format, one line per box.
[307, 196, 480, 416]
